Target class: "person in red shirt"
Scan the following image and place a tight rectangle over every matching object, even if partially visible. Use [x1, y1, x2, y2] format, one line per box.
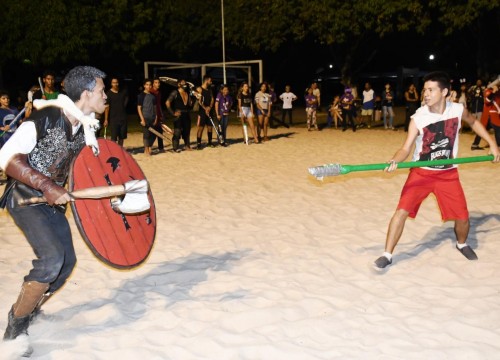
[480, 77, 500, 146]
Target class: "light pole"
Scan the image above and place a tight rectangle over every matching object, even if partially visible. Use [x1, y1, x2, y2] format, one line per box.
[221, 0, 227, 84]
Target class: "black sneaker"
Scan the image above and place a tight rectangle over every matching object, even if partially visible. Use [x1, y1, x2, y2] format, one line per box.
[471, 145, 484, 150]
[456, 245, 478, 260]
[196, 144, 203, 150]
[373, 256, 392, 270]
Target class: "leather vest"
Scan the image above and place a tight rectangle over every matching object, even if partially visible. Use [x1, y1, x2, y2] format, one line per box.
[0, 107, 85, 209]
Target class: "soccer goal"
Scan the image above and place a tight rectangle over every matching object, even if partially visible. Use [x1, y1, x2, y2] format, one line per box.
[144, 60, 263, 89]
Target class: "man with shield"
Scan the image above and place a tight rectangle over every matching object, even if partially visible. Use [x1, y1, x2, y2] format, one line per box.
[0, 66, 107, 342]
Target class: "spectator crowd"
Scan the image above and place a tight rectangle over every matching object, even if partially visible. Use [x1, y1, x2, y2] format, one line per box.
[1, 70, 499, 163]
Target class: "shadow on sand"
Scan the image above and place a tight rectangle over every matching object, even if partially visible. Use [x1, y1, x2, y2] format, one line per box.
[31, 250, 252, 349]
[395, 212, 500, 265]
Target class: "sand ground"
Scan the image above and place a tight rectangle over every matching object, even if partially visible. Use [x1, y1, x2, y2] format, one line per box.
[1, 119, 500, 360]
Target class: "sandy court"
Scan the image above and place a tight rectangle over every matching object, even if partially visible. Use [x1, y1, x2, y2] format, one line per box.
[1, 123, 500, 359]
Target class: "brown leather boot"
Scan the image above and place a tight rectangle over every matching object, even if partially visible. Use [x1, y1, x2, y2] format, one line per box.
[30, 292, 53, 323]
[4, 281, 49, 340]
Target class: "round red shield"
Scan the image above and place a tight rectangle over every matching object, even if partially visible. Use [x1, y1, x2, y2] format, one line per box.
[70, 139, 156, 269]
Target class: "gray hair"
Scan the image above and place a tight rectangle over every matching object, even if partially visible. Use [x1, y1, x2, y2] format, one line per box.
[64, 66, 106, 101]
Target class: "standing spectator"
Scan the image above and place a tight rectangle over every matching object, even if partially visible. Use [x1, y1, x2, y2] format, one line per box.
[267, 82, 289, 129]
[104, 77, 129, 146]
[268, 83, 278, 128]
[269, 83, 277, 106]
[468, 79, 485, 118]
[254, 82, 272, 141]
[0, 90, 19, 184]
[361, 82, 375, 128]
[311, 82, 321, 111]
[237, 82, 259, 144]
[0, 91, 20, 149]
[304, 87, 318, 131]
[479, 78, 500, 147]
[404, 83, 420, 132]
[33, 70, 60, 100]
[340, 87, 356, 132]
[150, 78, 166, 153]
[137, 79, 156, 156]
[279, 85, 297, 126]
[382, 83, 395, 130]
[469, 79, 487, 150]
[166, 79, 194, 152]
[195, 75, 215, 149]
[215, 84, 233, 146]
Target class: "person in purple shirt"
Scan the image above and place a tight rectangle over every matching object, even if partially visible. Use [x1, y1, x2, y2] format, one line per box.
[305, 87, 318, 131]
[215, 85, 233, 146]
[340, 87, 356, 132]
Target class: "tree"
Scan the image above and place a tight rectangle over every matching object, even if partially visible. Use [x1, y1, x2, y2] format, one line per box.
[0, 0, 498, 87]
[291, 1, 430, 83]
[427, 0, 500, 79]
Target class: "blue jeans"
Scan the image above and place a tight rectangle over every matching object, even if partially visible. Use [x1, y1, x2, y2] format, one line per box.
[219, 114, 229, 141]
[383, 106, 394, 128]
[7, 202, 76, 293]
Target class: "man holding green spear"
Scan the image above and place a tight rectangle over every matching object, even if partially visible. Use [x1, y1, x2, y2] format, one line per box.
[374, 71, 500, 270]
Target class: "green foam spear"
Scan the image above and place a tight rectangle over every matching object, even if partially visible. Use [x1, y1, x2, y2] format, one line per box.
[308, 155, 494, 179]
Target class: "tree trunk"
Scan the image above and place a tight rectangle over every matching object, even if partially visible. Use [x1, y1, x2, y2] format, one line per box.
[341, 53, 352, 87]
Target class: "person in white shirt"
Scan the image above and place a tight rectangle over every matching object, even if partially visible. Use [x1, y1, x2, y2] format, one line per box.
[279, 85, 297, 126]
[361, 82, 375, 128]
[0, 66, 107, 344]
[311, 82, 321, 111]
[373, 71, 500, 271]
[254, 82, 271, 142]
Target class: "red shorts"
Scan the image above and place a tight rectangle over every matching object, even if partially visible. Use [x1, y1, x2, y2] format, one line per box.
[397, 167, 468, 220]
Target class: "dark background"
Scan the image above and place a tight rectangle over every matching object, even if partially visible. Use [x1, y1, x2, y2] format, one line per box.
[1, 3, 498, 110]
